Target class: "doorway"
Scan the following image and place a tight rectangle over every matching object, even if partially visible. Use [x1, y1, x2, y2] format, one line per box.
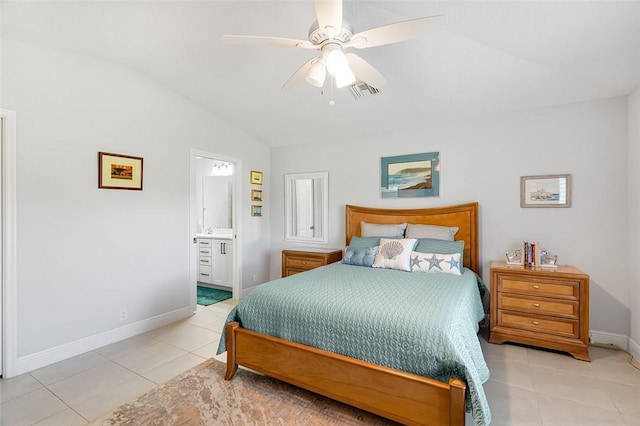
[1, 109, 17, 377]
[189, 149, 242, 312]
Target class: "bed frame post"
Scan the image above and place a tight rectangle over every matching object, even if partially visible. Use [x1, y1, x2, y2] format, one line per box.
[448, 378, 466, 425]
[224, 321, 239, 380]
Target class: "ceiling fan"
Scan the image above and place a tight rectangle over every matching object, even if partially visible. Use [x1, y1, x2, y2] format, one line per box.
[221, 0, 446, 92]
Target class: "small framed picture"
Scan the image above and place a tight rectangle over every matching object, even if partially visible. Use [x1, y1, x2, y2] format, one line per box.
[98, 152, 143, 190]
[251, 205, 262, 217]
[250, 170, 263, 185]
[520, 174, 571, 208]
[251, 189, 263, 202]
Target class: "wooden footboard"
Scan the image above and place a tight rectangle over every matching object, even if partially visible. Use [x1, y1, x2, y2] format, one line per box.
[225, 321, 466, 426]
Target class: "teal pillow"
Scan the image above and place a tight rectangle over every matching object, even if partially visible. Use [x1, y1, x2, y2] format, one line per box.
[348, 236, 382, 247]
[349, 236, 404, 248]
[414, 238, 464, 259]
[342, 246, 378, 267]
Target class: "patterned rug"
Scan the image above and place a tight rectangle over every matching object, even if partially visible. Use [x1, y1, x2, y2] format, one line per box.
[94, 359, 398, 425]
[197, 286, 232, 306]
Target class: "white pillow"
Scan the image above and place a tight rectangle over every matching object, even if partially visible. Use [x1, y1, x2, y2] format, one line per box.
[406, 224, 459, 241]
[410, 251, 462, 275]
[372, 238, 417, 271]
[361, 222, 407, 237]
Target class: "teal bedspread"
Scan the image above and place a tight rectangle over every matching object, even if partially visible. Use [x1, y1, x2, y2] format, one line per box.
[217, 262, 491, 425]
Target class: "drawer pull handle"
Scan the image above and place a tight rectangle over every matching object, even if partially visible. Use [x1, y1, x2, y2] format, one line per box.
[302, 261, 306, 265]
[532, 285, 540, 289]
[532, 320, 539, 325]
[200, 273, 210, 277]
[532, 303, 540, 307]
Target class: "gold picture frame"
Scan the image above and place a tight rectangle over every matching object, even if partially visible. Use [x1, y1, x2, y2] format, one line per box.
[98, 152, 143, 190]
[251, 205, 263, 217]
[251, 189, 263, 202]
[520, 174, 571, 208]
[250, 170, 263, 185]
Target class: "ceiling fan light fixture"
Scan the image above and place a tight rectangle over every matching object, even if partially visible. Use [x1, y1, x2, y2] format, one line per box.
[334, 67, 356, 88]
[325, 47, 348, 76]
[305, 60, 326, 87]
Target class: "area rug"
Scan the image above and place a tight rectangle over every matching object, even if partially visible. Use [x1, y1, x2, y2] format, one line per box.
[197, 286, 232, 306]
[94, 358, 398, 425]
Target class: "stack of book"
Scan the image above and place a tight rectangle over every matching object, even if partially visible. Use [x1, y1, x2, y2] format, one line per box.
[523, 241, 539, 268]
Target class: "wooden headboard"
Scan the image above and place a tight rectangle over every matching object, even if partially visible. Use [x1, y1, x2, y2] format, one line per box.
[345, 203, 479, 274]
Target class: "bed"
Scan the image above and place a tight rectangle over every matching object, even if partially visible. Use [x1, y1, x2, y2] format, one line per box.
[217, 203, 490, 425]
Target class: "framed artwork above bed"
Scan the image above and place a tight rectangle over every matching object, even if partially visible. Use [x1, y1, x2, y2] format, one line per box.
[380, 152, 440, 198]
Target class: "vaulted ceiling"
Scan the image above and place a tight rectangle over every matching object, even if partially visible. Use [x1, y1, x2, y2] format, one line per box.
[3, 1, 640, 147]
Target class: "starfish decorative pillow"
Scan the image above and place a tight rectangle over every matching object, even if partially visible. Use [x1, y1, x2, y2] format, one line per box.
[410, 252, 462, 275]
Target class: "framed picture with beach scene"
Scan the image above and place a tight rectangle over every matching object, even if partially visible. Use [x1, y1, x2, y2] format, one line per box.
[520, 174, 571, 208]
[380, 152, 440, 198]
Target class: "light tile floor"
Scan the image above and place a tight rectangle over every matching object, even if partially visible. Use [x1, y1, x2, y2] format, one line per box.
[1, 303, 639, 425]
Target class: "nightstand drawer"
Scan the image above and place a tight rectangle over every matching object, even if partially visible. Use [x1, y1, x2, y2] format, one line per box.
[497, 310, 579, 338]
[281, 249, 343, 277]
[286, 257, 324, 270]
[498, 294, 579, 318]
[498, 277, 579, 300]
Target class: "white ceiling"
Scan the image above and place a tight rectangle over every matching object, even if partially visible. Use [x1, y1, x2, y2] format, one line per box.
[3, 1, 640, 147]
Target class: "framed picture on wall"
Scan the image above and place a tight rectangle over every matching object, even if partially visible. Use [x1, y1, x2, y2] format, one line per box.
[520, 174, 571, 208]
[250, 170, 263, 185]
[380, 152, 440, 198]
[98, 152, 143, 190]
[251, 205, 263, 217]
[251, 189, 263, 202]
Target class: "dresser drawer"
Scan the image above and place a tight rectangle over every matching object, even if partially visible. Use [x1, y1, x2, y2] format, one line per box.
[498, 277, 579, 300]
[497, 310, 579, 338]
[498, 294, 579, 318]
[286, 257, 324, 270]
[198, 239, 213, 248]
[199, 256, 212, 265]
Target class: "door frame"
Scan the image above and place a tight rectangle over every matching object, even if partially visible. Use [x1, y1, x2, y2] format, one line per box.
[1, 110, 17, 377]
[189, 149, 242, 311]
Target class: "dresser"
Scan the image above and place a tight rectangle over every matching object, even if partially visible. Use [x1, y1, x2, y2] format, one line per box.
[489, 260, 590, 361]
[281, 248, 343, 277]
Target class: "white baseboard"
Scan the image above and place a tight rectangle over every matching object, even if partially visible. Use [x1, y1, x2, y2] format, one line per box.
[589, 330, 630, 351]
[13, 306, 193, 377]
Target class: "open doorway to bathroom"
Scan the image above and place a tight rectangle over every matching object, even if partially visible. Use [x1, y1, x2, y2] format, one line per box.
[190, 149, 242, 313]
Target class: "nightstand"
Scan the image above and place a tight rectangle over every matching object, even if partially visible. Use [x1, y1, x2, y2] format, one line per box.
[281, 248, 343, 277]
[489, 260, 590, 361]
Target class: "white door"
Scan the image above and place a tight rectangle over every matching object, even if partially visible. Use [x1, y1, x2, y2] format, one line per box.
[294, 179, 314, 238]
[0, 116, 4, 374]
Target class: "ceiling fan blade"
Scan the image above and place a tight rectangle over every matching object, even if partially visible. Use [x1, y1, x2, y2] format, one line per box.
[315, 0, 342, 35]
[221, 35, 316, 50]
[282, 57, 318, 90]
[347, 15, 447, 49]
[346, 54, 387, 88]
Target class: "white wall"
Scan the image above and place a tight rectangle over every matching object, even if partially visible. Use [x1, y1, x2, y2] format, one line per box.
[628, 86, 640, 359]
[2, 39, 271, 374]
[271, 97, 630, 339]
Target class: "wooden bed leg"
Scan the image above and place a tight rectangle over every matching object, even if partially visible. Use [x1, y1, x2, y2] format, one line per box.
[224, 321, 239, 380]
[448, 378, 466, 426]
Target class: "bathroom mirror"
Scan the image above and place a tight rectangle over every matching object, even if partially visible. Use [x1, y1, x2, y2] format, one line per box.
[285, 171, 328, 244]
